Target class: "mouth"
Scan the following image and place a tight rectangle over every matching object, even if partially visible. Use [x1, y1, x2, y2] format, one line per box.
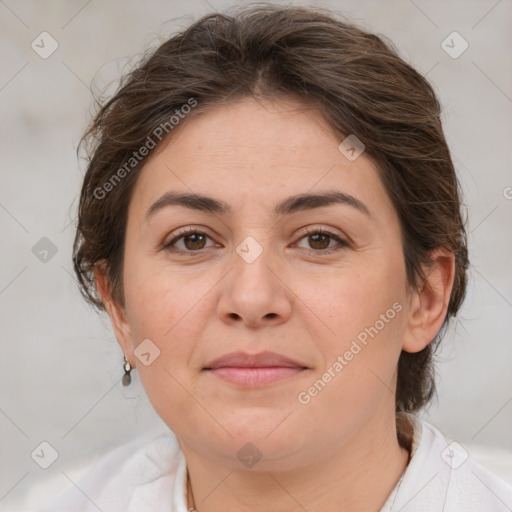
[203, 351, 309, 388]
[205, 366, 307, 387]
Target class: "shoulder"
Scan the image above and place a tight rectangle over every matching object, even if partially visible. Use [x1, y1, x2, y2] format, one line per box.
[443, 437, 512, 511]
[389, 413, 512, 512]
[38, 429, 184, 512]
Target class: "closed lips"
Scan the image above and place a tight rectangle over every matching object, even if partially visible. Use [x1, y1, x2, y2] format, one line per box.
[203, 351, 308, 369]
[203, 351, 309, 388]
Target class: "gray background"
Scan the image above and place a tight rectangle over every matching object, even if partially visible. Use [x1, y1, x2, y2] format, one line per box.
[1, 0, 511, 510]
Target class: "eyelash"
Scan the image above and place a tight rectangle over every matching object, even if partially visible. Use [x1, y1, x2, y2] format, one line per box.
[162, 226, 350, 256]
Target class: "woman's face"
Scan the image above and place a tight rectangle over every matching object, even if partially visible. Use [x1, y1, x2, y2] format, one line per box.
[107, 96, 419, 469]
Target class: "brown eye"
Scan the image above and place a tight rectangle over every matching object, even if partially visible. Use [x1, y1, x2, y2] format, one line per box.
[296, 229, 349, 254]
[307, 233, 331, 250]
[182, 233, 207, 250]
[164, 230, 216, 253]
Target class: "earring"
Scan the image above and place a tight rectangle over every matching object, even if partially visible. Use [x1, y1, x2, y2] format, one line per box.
[122, 356, 132, 386]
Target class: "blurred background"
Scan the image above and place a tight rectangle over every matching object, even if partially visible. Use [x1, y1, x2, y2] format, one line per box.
[1, 0, 511, 510]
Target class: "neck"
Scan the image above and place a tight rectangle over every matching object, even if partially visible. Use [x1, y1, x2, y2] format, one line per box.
[181, 410, 411, 512]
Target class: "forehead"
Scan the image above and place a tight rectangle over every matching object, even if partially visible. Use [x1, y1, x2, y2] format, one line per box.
[128, 96, 391, 220]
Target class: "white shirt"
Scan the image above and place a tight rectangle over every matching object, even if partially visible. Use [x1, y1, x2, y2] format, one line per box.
[40, 413, 512, 511]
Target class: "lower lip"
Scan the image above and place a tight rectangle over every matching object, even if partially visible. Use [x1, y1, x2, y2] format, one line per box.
[205, 367, 306, 387]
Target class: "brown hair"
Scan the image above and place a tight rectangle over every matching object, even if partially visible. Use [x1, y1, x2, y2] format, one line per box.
[73, 4, 468, 413]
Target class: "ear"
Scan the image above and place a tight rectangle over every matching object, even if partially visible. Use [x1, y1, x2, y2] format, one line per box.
[94, 261, 135, 367]
[402, 249, 456, 353]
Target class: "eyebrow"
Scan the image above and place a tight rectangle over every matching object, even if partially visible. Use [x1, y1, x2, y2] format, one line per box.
[145, 190, 370, 221]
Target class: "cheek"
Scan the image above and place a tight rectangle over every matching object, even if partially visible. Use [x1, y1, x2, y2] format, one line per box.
[122, 254, 216, 383]
[123, 248, 196, 338]
[295, 278, 407, 426]
[123, 273, 171, 342]
[122, 265, 203, 424]
[314, 258, 405, 340]
[303, 249, 408, 386]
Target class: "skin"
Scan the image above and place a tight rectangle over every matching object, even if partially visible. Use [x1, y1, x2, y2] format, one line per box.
[96, 96, 455, 512]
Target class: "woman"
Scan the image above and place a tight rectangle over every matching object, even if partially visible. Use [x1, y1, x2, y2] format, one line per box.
[43, 4, 512, 511]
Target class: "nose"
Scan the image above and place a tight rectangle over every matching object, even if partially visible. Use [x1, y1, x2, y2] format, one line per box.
[217, 243, 293, 329]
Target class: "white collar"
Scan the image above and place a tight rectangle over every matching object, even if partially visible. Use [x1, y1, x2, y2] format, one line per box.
[172, 451, 189, 512]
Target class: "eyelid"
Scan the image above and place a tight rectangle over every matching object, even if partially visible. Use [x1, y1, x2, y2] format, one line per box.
[299, 225, 343, 237]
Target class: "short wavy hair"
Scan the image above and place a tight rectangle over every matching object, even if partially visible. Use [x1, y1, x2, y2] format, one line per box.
[73, 4, 468, 413]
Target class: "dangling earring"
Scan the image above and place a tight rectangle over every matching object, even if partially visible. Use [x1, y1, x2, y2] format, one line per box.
[122, 356, 132, 386]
